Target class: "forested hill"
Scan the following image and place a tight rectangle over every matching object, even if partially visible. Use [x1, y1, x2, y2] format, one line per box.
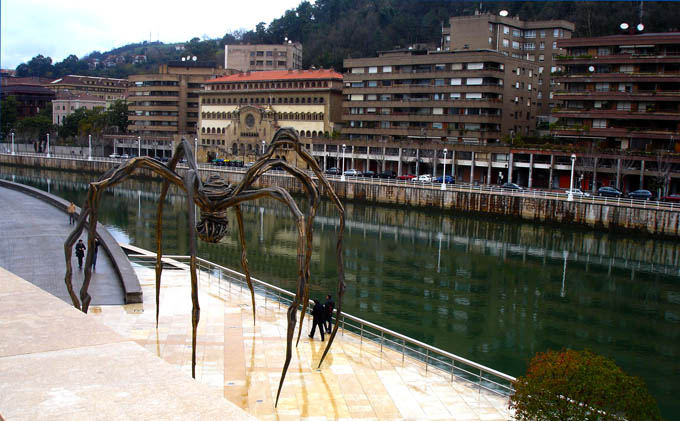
[13, 1, 680, 79]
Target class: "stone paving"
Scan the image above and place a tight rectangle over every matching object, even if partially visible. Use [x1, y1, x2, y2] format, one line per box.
[90, 262, 513, 420]
[0, 185, 124, 305]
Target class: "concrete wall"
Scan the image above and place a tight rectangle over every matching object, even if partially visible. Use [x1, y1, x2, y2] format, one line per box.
[2, 154, 678, 237]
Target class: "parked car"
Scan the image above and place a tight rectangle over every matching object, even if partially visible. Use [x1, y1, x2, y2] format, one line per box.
[627, 189, 653, 200]
[244, 162, 255, 168]
[412, 174, 432, 183]
[565, 188, 591, 197]
[108, 153, 120, 158]
[362, 170, 377, 178]
[433, 175, 455, 184]
[661, 194, 680, 203]
[120, 153, 130, 159]
[343, 169, 361, 176]
[500, 182, 522, 191]
[397, 174, 416, 181]
[378, 170, 397, 179]
[325, 167, 341, 175]
[597, 186, 623, 198]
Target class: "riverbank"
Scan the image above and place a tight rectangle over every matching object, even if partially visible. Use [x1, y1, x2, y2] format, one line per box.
[2, 152, 679, 237]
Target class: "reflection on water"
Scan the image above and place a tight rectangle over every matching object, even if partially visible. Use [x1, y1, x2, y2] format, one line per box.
[2, 166, 680, 417]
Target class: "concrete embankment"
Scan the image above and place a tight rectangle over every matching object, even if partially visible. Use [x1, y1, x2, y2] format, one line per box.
[2, 154, 679, 237]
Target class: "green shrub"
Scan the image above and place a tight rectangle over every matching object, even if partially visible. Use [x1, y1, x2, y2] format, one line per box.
[510, 349, 661, 421]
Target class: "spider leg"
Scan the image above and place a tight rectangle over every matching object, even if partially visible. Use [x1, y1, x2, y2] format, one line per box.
[261, 128, 347, 368]
[214, 187, 306, 408]
[63, 201, 91, 310]
[79, 183, 104, 313]
[231, 158, 321, 343]
[185, 169, 201, 379]
[234, 205, 256, 325]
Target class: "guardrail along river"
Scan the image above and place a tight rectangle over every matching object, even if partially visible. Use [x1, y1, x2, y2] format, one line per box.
[2, 165, 679, 418]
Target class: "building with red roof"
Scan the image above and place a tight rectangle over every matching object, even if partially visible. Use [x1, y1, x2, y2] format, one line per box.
[199, 69, 343, 163]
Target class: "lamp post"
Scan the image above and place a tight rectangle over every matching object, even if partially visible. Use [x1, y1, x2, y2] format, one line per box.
[137, 136, 141, 157]
[568, 154, 576, 201]
[262, 140, 266, 155]
[341, 144, 346, 181]
[441, 148, 448, 190]
[10, 131, 15, 155]
[194, 138, 198, 161]
[88, 134, 92, 161]
[46, 133, 50, 157]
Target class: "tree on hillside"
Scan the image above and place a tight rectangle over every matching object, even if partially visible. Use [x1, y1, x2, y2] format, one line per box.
[510, 348, 661, 421]
[15, 54, 54, 78]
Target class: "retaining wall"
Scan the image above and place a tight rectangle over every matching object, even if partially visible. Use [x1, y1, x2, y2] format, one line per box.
[2, 154, 678, 237]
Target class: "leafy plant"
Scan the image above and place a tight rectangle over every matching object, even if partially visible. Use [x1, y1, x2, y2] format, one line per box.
[510, 349, 661, 421]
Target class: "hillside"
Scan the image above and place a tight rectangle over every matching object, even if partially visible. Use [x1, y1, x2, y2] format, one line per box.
[13, 1, 680, 79]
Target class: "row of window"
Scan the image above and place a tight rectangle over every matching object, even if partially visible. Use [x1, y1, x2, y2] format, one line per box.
[347, 107, 502, 116]
[347, 92, 503, 103]
[202, 96, 326, 105]
[347, 120, 501, 131]
[250, 50, 287, 57]
[503, 40, 558, 50]
[202, 111, 324, 120]
[209, 80, 329, 91]
[499, 26, 564, 39]
[250, 60, 287, 67]
[350, 62, 503, 74]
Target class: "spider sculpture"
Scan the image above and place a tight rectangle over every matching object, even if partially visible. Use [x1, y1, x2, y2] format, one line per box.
[64, 127, 346, 406]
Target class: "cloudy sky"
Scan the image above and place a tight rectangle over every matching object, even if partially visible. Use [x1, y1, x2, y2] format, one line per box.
[1, 0, 304, 70]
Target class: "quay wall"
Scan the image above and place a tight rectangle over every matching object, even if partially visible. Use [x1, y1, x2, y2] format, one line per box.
[2, 154, 679, 237]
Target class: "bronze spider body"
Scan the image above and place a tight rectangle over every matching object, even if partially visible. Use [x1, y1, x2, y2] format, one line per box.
[64, 128, 345, 406]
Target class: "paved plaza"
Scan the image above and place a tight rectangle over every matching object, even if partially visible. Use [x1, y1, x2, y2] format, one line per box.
[0, 185, 513, 420]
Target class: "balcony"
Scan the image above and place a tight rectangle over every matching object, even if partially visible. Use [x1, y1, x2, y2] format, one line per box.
[552, 109, 680, 121]
[552, 126, 679, 140]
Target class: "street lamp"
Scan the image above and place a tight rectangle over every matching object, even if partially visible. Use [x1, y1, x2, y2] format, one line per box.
[10, 131, 15, 155]
[194, 138, 198, 160]
[441, 148, 448, 190]
[341, 144, 346, 181]
[46, 133, 50, 158]
[138, 136, 141, 157]
[568, 154, 576, 201]
[262, 140, 266, 155]
[88, 134, 92, 161]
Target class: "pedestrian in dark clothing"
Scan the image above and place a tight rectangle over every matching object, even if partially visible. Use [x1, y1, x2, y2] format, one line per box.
[75, 239, 86, 270]
[92, 238, 101, 270]
[308, 299, 325, 341]
[324, 294, 335, 334]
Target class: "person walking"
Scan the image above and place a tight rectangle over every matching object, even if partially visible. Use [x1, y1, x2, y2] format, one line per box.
[308, 299, 325, 341]
[324, 294, 335, 334]
[75, 239, 86, 270]
[92, 237, 101, 270]
[67, 202, 76, 225]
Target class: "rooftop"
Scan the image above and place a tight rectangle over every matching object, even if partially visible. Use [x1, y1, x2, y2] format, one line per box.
[208, 69, 342, 83]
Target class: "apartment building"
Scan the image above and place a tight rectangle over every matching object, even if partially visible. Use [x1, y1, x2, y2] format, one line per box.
[342, 48, 538, 145]
[48, 75, 128, 105]
[199, 69, 343, 161]
[111, 61, 232, 158]
[225, 43, 303, 72]
[444, 13, 574, 120]
[552, 32, 680, 155]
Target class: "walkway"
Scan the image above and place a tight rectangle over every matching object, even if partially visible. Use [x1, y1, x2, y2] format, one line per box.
[0, 185, 125, 305]
[91, 262, 513, 420]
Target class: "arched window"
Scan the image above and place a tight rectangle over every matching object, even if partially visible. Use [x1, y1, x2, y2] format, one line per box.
[232, 143, 238, 155]
[201, 127, 205, 133]
[295, 97, 300, 104]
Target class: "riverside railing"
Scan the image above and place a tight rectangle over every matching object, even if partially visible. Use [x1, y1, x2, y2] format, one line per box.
[4, 150, 676, 211]
[125, 251, 516, 396]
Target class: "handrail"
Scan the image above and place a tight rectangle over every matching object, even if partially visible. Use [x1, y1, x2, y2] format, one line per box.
[124, 249, 516, 396]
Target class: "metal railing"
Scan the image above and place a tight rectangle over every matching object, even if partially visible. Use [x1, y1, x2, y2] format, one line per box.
[5, 150, 677, 211]
[124, 250, 516, 396]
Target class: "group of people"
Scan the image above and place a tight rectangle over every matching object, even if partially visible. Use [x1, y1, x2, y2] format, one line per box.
[74, 238, 100, 270]
[309, 294, 335, 341]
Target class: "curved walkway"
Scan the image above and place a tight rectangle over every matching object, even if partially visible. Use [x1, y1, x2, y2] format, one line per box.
[0, 183, 129, 305]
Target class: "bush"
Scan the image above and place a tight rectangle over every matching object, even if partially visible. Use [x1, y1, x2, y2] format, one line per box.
[510, 349, 661, 421]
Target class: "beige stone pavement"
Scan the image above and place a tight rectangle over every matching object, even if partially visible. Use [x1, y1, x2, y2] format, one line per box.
[0, 266, 253, 420]
[85, 262, 513, 420]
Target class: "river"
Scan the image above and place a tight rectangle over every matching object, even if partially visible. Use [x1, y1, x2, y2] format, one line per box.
[2, 165, 679, 418]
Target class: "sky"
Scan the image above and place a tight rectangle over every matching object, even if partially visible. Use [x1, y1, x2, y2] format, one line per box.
[1, 0, 305, 70]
